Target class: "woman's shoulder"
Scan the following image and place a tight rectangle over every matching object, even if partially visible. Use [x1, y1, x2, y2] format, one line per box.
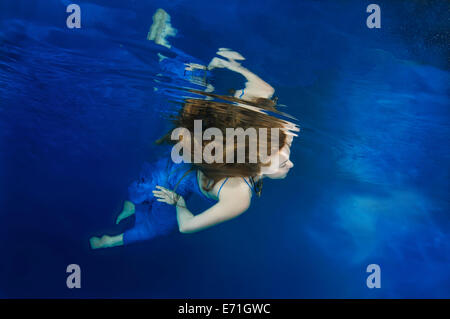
[216, 177, 252, 214]
[219, 176, 253, 200]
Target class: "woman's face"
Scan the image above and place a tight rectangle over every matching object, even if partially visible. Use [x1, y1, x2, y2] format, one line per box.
[261, 135, 294, 179]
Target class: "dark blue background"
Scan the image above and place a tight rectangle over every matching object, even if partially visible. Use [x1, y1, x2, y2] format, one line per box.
[0, 0, 448, 298]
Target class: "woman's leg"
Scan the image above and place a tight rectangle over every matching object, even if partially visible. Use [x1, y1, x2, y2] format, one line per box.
[89, 201, 134, 249]
[121, 201, 176, 246]
[89, 234, 124, 249]
[89, 158, 195, 249]
[115, 200, 135, 224]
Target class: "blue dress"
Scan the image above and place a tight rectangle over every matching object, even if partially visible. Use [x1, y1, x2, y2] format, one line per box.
[122, 155, 255, 245]
[123, 157, 213, 245]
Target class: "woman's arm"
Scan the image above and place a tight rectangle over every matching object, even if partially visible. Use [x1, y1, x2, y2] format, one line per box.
[153, 181, 251, 234]
[208, 48, 275, 100]
[176, 190, 250, 233]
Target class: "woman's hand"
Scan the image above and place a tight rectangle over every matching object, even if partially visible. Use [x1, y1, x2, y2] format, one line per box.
[152, 186, 186, 207]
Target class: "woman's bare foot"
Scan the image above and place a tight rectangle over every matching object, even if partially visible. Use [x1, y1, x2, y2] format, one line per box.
[115, 200, 135, 224]
[89, 234, 124, 249]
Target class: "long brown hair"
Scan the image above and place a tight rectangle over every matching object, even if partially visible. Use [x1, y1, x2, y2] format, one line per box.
[157, 92, 295, 196]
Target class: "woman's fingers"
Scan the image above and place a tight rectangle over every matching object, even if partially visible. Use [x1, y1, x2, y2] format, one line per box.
[152, 192, 164, 198]
[154, 186, 179, 205]
[156, 186, 173, 196]
[156, 198, 171, 204]
[155, 186, 176, 197]
[153, 189, 171, 195]
[155, 185, 169, 192]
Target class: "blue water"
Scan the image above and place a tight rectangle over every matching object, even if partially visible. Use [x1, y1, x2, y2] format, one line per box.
[0, 0, 449, 298]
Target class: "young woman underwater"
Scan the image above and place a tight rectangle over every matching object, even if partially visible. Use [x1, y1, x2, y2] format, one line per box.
[89, 48, 298, 249]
